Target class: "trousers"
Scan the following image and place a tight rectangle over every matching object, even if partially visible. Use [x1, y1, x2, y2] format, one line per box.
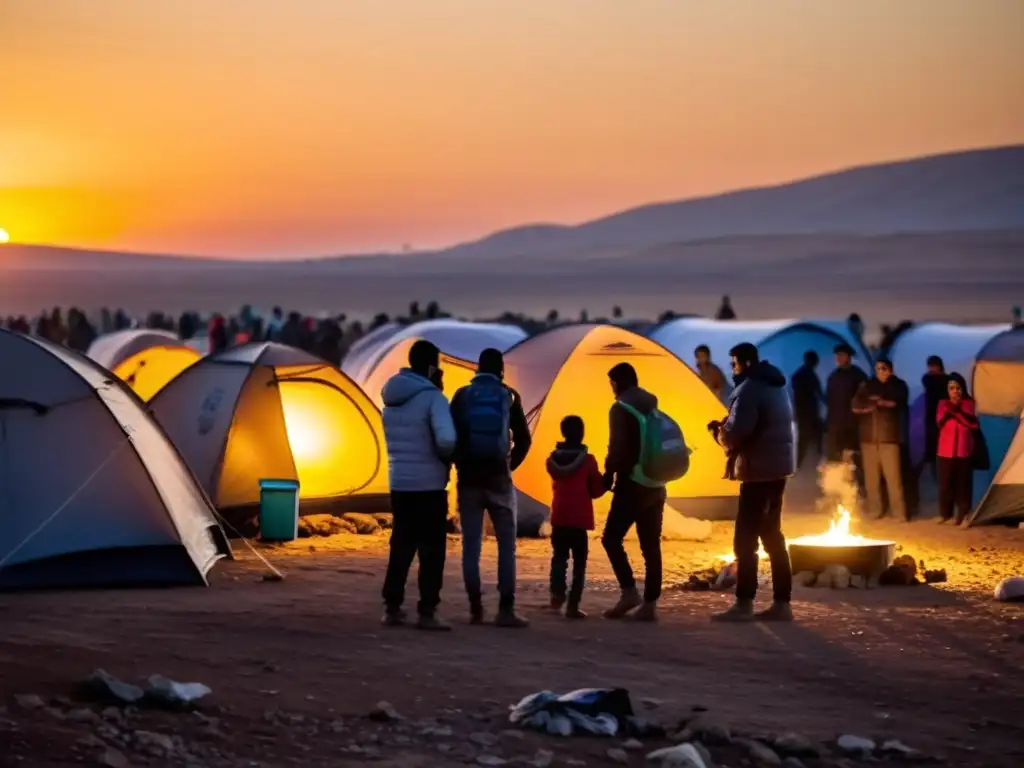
[601, 481, 666, 603]
[549, 527, 589, 603]
[734, 479, 791, 603]
[458, 477, 518, 609]
[381, 490, 448, 615]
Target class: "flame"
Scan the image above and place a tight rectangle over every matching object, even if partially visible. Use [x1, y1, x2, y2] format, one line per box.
[790, 504, 874, 546]
[717, 547, 768, 564]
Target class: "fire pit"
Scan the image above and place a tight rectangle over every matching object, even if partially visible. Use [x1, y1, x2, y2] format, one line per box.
[788, 506, 895, 579]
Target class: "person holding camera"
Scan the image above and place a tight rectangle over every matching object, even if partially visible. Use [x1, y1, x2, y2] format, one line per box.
[708, 343, 796, 623]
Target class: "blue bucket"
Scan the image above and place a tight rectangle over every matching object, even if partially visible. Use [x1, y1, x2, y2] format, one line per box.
[259, 478, 300, 541]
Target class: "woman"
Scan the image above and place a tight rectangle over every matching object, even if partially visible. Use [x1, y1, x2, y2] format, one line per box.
[935, 373, 980, 525]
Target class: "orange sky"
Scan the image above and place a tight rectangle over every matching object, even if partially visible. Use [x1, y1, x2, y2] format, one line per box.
[2, 0, 1023, 258]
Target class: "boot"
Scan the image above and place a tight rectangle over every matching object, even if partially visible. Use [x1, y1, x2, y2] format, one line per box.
[754, 601, 793, 622]
[469, 601, 486, 626]
[631, 601, 658, 622]
[381, 608, 407, 627]
[496, 609, 530, 628]
[550, 593, 566, 610]
[603, 587, 642, 619]
[416, 613, 453, 631]
[711, 599, 755, 622]
[565, 599, 587, 620]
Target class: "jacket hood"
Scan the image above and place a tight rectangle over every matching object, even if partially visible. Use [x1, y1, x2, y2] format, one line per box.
[546, 443, 589, 477]
[381, 368, 437, 407]
[740, 360, 787, 388]
[616, 385, 658, 414]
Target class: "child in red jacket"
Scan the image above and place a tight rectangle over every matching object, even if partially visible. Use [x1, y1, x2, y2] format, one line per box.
[547, 415, 606, 618]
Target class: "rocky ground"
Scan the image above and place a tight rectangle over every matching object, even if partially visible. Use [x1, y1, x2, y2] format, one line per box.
[1, 491, 1023, 768]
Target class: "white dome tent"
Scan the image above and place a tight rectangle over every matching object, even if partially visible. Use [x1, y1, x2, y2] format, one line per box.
[887, 323, 1010, 402]
[649, 318, 871, 390]
[347, 319, 527, 388]
[0, 330, 230, 589]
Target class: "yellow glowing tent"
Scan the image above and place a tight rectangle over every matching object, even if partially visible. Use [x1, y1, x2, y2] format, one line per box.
[504, 325, 739, 532]
[358, 336, 479, 409]
[88, 329, 201, 401]
[149, 343, 388, 518]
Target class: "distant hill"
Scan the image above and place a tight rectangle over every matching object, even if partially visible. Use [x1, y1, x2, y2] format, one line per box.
[0, 244, 234, 271]
[442, 145, 1024, 258]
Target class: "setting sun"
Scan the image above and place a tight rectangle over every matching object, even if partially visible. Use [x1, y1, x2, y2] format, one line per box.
[0, 228, 9, 244]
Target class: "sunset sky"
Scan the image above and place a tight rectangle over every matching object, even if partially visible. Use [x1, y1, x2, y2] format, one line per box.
[2, 0, 1022, 258]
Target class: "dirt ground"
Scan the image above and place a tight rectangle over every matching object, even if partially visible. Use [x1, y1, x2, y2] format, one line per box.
[2, 484, 1023, 768]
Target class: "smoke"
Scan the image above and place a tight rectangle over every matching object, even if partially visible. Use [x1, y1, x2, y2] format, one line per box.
[817, 459, 860, 513]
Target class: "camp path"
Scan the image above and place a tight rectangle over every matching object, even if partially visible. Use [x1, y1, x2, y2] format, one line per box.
[1, 505, 1023, 767]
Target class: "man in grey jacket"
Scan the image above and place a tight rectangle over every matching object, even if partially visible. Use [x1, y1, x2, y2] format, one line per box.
[710, 342, 796, 622]
[380, 340, 458, 630]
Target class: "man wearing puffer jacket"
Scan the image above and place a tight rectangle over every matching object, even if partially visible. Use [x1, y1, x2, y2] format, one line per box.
[380, 340, 458, 631]
[710, 343, 796, 623]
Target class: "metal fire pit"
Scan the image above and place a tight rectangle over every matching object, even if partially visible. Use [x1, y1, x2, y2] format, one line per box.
[788, 538, 895, 578]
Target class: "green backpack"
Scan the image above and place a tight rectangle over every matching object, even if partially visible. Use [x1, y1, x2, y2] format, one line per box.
[616, 402, 691, 488]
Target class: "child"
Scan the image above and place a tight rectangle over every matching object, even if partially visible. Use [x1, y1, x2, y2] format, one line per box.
[546, 415, 606, 618]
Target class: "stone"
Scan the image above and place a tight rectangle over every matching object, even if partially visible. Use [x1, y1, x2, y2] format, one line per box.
[794, 571, 817, 587]
[893, 554, 917, 575]
[836, 734, 875, 754]
[623, 738, 645, 751]
[739, 738, 782, 766]
[818, 564, 851, 590]
[368, 701, 402, 722]
[529, 749, 555, 768]
[849, 575, 866, 589]
[67, 708, 101, 724]
[133, 729, 176, 756]
[676, 713, 731, 745]
[99, 747, 129, 768]
[421, 725, 454, 738]
[341, 513, 382, 535]
[607, 747, 629, 764]
[924, 569, 947, 584]
[476, 756, 507, 766]
[773, 732, 821, 758]
[782, 758, 806, 768]
[14, 694, 45, 711]
[645, 743, 708, 767]
[881, 739, 922, 757]
[82, 670, 145, 706]
[471, 732, 499, 747]
[373, 513, 393, 529]
[146, 675, 212, 709]
[77, 734, 107, 749]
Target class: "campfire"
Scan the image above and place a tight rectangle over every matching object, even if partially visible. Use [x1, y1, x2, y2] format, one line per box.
[788, 504, 895, 582]
[789, 504, 876, 547]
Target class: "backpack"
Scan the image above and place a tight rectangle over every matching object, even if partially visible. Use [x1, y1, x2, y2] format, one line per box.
[462, 377, 512, 462]
[617, 402, 691, 488]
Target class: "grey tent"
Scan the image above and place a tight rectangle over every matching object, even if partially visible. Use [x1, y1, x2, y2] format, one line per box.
[0, 330, 230, 589]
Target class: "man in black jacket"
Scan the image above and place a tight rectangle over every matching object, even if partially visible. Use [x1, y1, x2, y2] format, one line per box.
[852, 358, 910, 521]
[921, 355, 948, 477]
[825, 344, 868, 463]
[791, 350, 824, 469]
[601, 362, 666, 622]
[450, 348, 532, 628]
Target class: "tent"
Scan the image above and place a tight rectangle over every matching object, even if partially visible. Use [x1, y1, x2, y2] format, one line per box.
[971, 327, 1024, 504]
[88, 329, 202, 401]
[503, 324, 738, 530]
[344, 319, 527, 385]
[968, 412, 1024, 526]
[887, 323, 1010, 402]
[0, 330, 229, 589]
[149, 343, 389, 518]
[358, 337, 479, 409]
[649, 318, 871, 397]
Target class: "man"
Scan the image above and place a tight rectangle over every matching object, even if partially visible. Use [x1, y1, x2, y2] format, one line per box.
[825, 343, 867, 463]
[601, 363, 667, 622]
[451, 348, 532, 628]
[380, 340, 458, 630]
[921, 355, 948, 476]
[710, 343, 796, 622]
[791, 350, 824, 469]
[715, 295, 737, 320]
[695, 345, 731, 403]
[853, 358, 910, 521]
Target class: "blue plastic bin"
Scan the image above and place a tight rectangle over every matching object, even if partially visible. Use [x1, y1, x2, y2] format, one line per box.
[259, 478, 300, 541]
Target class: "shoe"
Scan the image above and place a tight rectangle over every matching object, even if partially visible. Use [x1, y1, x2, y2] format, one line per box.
[754, 601, 793, 622]
[630, 601, 658, 622]
[415, 613, 452, 631]
[495, 609, 530, 628]
[565, 602, 587, 620]
[550, 594, 566, 610]
[937, 517, 950, 525]
[711, 599, 755, 622]
[381, 609, 407, 627]
[603, 588, 642, 619]
[469, 605, 486, 625]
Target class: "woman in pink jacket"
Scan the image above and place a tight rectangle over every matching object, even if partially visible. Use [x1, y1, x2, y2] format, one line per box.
[935, 373, 980, 525]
